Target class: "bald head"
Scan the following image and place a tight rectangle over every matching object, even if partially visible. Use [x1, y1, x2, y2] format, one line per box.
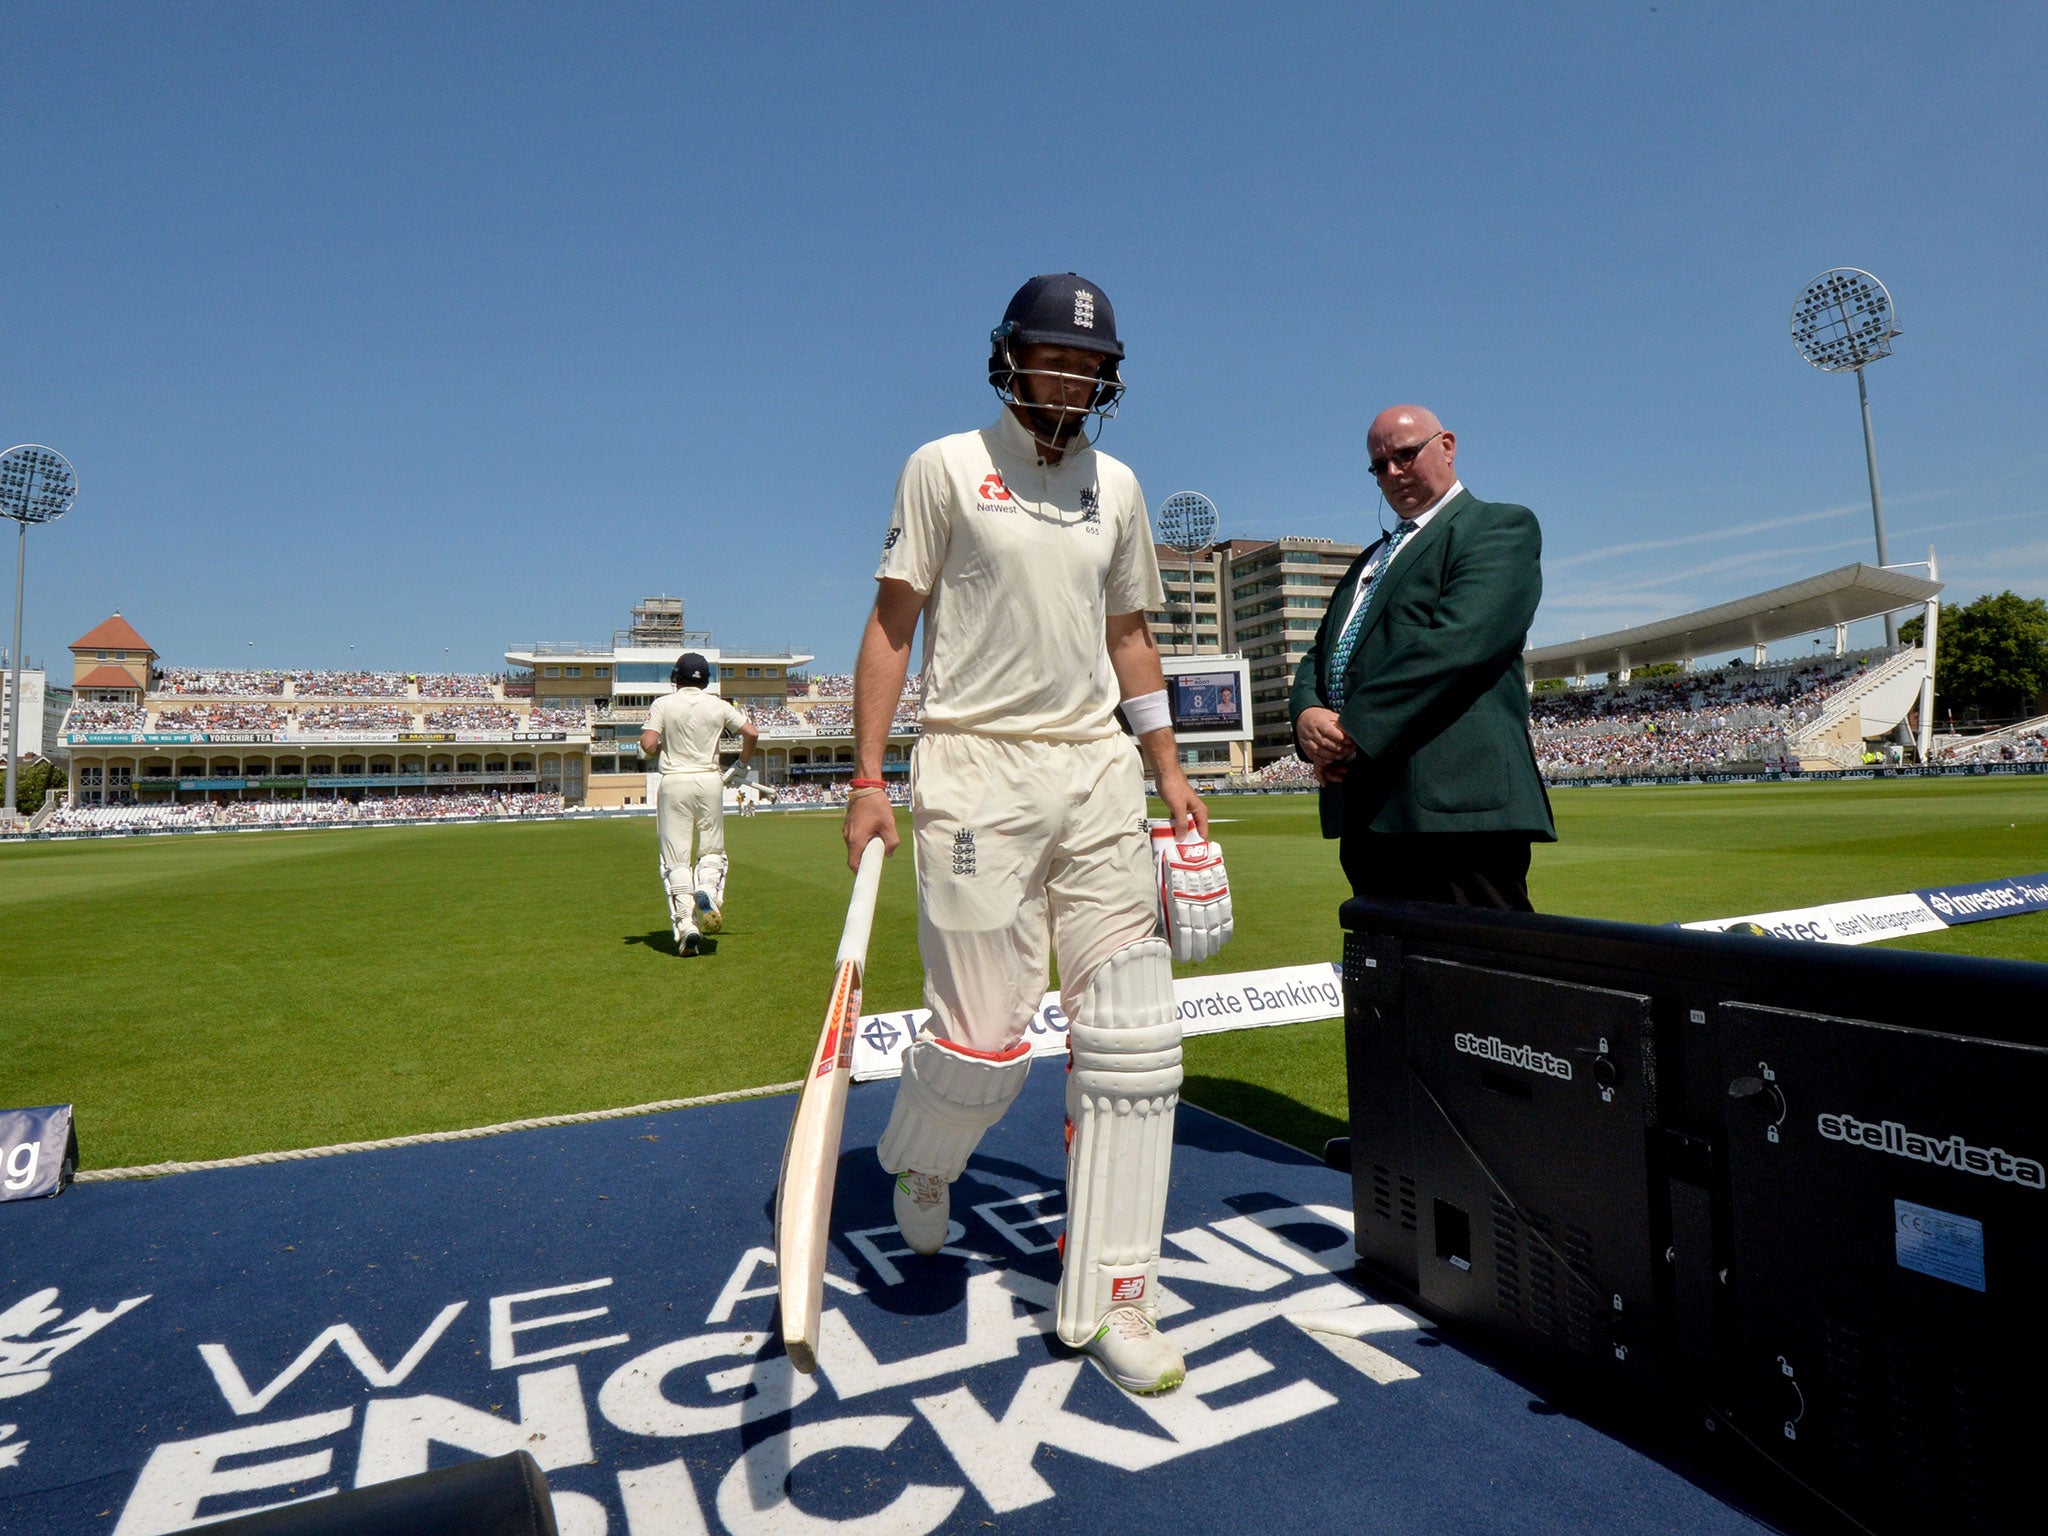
[1367, 404, 1457, 517]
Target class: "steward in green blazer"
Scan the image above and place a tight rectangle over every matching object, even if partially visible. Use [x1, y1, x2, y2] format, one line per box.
[1289, 406, 1554, 909]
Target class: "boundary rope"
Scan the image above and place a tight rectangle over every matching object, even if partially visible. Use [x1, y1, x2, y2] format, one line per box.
[74, 1080, 805, 1183]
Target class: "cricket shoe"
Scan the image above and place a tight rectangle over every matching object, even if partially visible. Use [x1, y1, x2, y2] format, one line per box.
[1082, 1306, 1185, 1395]
[695, 889, 723, 934]
[893, 1170, 950, 1255]
[675, 917, 701, 956]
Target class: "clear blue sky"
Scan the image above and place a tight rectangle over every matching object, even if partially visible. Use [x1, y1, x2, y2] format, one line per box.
[6, 3, 2043, 676]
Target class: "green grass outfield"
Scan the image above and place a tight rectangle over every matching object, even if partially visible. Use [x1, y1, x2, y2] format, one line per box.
[5, 777, 2047, 1170]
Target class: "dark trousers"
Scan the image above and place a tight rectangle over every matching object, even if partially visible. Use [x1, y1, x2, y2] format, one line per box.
[1339, 831, 1535, 912]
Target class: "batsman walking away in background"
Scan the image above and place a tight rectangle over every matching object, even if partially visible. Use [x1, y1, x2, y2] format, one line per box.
[841, 273, 1233, 1395]
[640, 650, 758, 955]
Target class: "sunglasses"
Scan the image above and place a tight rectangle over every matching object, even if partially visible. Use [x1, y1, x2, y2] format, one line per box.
[1368, 431, 1443, 478]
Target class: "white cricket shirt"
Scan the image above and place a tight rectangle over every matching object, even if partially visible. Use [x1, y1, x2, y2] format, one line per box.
[876, 410, 1165, 740]
[646, 687, 747, 775]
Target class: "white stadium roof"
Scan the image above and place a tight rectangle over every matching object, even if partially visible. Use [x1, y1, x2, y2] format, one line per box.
[1527, 563, 1943, 682]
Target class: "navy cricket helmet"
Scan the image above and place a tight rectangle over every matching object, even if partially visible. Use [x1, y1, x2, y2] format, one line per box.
[988, 273, 1127, 447]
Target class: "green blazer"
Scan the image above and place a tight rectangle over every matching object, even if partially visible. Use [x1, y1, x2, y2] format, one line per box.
[1288, 489, 1556, 842]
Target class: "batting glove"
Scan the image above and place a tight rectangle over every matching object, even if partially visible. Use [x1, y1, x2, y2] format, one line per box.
[1152, 825, 1233, 962]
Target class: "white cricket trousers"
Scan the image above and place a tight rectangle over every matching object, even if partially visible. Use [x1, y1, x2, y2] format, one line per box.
[911, 730, 1159, 1054]
[656, 771, 725, 871]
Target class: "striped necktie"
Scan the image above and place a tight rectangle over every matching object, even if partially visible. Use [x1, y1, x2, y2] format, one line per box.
[1328, 519, 1414, 701]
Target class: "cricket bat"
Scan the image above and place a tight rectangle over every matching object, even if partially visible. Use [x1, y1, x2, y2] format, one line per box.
[776, 836, 886, 1374]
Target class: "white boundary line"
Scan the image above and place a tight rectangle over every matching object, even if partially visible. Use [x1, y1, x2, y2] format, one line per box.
[75, 1080, 804, 1183]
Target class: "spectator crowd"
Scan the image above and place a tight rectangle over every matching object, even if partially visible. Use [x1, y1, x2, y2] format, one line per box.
[292, 670, 411, 697]
[155, 667, 288, 696]
[65, 705, 146, 733]
[788, 672, 922, 701]
[152, 704, 290, 732]
[1528, 656, 1876, 779]
[43, 792, 566, 835]
[1941, 728, 2048, 764]
[425, 705, 520, 731]
[416, 673, 501, 698]
[298, 704, 418, 732]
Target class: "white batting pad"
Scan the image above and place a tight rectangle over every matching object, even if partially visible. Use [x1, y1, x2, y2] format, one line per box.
[876, 1037, 1033, 1181]
[1057, 937, 1182, 1346]
[693, 852, 729, 911]
[660, 854, 694, 938]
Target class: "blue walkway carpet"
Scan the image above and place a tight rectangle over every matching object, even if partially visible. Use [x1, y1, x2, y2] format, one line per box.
[0, 1071, 1769, 1535]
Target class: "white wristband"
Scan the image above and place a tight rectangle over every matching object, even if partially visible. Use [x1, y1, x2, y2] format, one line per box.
[1123, 689, 1171, 736]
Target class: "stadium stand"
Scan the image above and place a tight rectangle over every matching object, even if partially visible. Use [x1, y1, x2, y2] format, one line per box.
[528, 705, 586, 730]
[1941, 716, 2048, 763]
[768, 782, 910, 808]
[789, 671, 921, 701]
[415, 672, 501, 698]
[43, 792, 565, 835]
[66, 704, 146, 732]
[1249, 755, 1318, 788]
[1530, 654, 1879, 779]
[292, 670, 410, 697]
[425, 704, 519, 730]
[154, 667, 288, 696]
[151, 704, 290, 732]
[298, 704, 416, 732]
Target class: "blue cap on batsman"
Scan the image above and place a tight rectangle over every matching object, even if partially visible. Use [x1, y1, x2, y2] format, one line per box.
[991, 272, 1124, 362]
[987, 274, 1127, 446]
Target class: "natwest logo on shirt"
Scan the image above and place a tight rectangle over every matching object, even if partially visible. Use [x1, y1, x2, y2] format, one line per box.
[978, 472, 1012, 503]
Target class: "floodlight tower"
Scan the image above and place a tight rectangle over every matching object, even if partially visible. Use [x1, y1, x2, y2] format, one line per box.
[1791, 268, 1903, 644]
[1156, 491, 1218, 655]
[1, 445, 78, 822]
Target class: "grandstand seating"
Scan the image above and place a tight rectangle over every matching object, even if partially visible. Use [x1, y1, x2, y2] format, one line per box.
[416, 673, 501, 698]
[63, 698, 597, 739]
[768, 782, 910, 808]
[65, 705, 145, 732]
[789, 671, 921, 701]
[43, 793, 565, 835]
[424, 705, 519, 731]
[1941, 718, 2048, 764]
[293, 670, 410, 697]
[1529, 654, 1881, 779]
[743, 698, 920, 735]
[155, 667, 288, 696]
[1249, 755, 1318, 788]
[151, 704, 289, 732]
[298, 704, 416, 732]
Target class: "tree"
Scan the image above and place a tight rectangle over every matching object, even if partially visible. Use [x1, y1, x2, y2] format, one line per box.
[10, 758, 66, 816]
[1902, 591, 2048, 721]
